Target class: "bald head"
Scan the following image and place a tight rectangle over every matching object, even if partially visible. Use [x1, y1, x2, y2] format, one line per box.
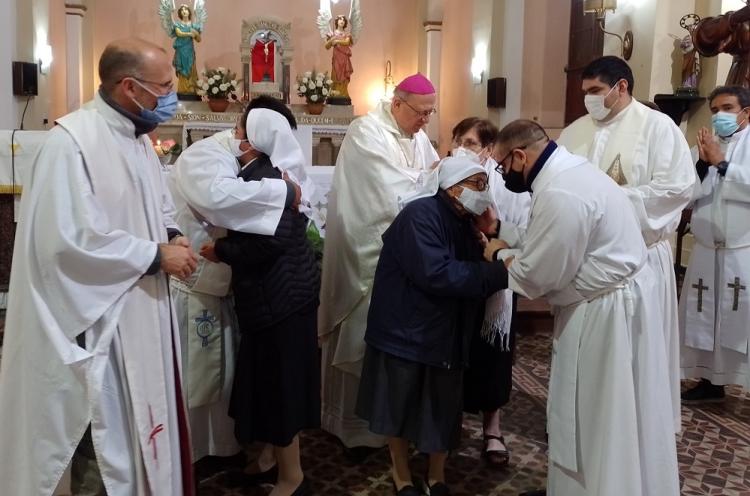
[99, 38, 169, 93]
[496, 119, 549, 152]
[494, 120, 551, 183]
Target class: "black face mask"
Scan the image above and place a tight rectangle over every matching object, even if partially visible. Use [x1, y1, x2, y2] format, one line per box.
[501, 154, 529, 193]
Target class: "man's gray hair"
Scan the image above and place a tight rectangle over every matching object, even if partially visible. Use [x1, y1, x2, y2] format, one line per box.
[496, 119, 549, 151]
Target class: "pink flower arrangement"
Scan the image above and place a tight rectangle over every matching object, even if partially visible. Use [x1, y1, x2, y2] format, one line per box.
[153, 138, 181, 156]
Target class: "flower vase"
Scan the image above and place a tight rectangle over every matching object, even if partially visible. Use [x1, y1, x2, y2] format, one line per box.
[158, 154, 173, 166]
[207, 98, 230, 112]
[306, 102, 325, 115]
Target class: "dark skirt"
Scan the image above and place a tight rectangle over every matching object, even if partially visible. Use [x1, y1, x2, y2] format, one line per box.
[355, 345, 464, 453]
[229, 304, 320, 447]
[463, 294, 517, 413]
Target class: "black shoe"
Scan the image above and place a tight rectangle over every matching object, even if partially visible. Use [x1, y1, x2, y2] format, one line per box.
[519, 491, 546, 496]
[343, 445, 381, 464]
[291, 477, 310, 496]
[224, 464, 278, 487]
[393, 479, 424, 496]
[426, 481, 450, 496]
[681, 379, 725, 404]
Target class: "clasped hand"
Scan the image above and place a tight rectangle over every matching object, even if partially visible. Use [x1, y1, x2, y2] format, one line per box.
[199, 242, 220, 263]
[696, 127, 725, 165]
[160, 236, 198, 280]
[483, 238, 509, 262]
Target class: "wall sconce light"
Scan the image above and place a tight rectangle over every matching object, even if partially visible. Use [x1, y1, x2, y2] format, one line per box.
[384, 60, 395, 100]
[583, 0, 633, 60]
[471, 44, 486, 84]
[37, 44, 53, 75]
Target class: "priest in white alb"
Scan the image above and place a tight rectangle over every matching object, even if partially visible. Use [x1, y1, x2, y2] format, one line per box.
[558, 56, 696, 433]
[0, 39, 199, 496]
[487, 120, 679, 496]
[318, 73, 440, 457]
[167, 95, 303, 462]
[681, 85, 750, 400]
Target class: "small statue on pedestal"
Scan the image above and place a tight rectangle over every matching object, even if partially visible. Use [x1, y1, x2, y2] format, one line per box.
[677, 13, 701, 96]
[158, 0, 208, 100]
[316, 0, 363, 106]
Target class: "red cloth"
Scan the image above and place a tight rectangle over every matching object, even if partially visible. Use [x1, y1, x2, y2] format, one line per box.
[251, 39, 275, 83]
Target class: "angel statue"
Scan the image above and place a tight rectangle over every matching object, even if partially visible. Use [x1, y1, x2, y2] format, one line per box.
[158, 0, 207, 98]
[317, 0, 362, 104]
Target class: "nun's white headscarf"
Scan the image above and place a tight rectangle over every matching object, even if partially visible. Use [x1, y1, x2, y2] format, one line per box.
[245, 108, 316, 215]
[398, 156, 486, 209]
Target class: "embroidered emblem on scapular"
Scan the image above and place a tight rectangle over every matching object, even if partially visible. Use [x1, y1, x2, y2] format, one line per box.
[606, 153, 628, 186]
[194, 309, 217, 347]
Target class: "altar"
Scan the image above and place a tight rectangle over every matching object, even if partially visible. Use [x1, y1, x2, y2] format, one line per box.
[0, 130, 47, 303]
[159, 100, 356, 166]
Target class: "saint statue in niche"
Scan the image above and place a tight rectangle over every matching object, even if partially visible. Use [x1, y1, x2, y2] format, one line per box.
[678, 13, 701, 95]
[252, 31, 277, 83]
[158, 0, 207, 98]
[317, 0, 363, 105]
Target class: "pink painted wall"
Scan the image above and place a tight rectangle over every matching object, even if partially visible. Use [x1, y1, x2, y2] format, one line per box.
[85, 0, 420, 115]
[521, 0, 569, 129]
[437, 0, 473, 154]
[48, 0, 67, 122]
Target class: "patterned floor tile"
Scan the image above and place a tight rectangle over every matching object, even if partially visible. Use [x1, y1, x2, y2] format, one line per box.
[198, 329, 750, 495]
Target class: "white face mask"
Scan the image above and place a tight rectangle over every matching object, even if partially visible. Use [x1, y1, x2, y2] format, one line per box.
[228, 137, 249, 158]
[584, 82, 621, 121]
[451, 146, 481, 162]
[457, 187, 493, 215]
[214, 128, 249, 158]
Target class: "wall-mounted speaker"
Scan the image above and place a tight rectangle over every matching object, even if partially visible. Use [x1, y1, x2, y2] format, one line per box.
[12, 61, 39, 96]
[487, 77, 506, 109]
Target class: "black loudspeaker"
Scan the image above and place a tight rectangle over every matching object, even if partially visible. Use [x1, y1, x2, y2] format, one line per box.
[12, 61, 39, 96]
[487, 77, 506, 109]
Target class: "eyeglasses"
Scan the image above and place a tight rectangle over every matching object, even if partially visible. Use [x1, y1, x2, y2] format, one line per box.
[120, 77, 174, 93]
[460, 178, 489, 191]
[494, 136, 549, 174]
[453, 137, 482, 150]
[399, 98, 437, 119]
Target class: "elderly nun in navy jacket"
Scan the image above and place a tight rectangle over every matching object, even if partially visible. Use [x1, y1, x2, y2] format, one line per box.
[355, 156, 509, 496]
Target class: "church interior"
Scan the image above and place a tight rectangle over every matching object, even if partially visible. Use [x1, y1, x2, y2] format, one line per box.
[1, 0, 750, 495]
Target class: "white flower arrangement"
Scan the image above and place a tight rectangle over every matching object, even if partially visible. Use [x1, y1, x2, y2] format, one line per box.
[196, 67, 241, 100]
[296, 70, 336, 104]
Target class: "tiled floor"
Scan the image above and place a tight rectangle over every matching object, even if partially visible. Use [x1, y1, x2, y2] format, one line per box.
[197, 328, 750, 495]
[2, 308, 748, 495]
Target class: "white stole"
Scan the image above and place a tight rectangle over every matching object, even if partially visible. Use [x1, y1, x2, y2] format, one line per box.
[683, 244, 716, 352]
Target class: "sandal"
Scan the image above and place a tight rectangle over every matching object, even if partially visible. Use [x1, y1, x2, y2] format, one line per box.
[483, 434, 510, 467]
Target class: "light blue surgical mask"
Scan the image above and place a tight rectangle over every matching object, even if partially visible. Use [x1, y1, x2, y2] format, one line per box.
[129, 78, 179, 124]
[712, 110, 747, 138]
